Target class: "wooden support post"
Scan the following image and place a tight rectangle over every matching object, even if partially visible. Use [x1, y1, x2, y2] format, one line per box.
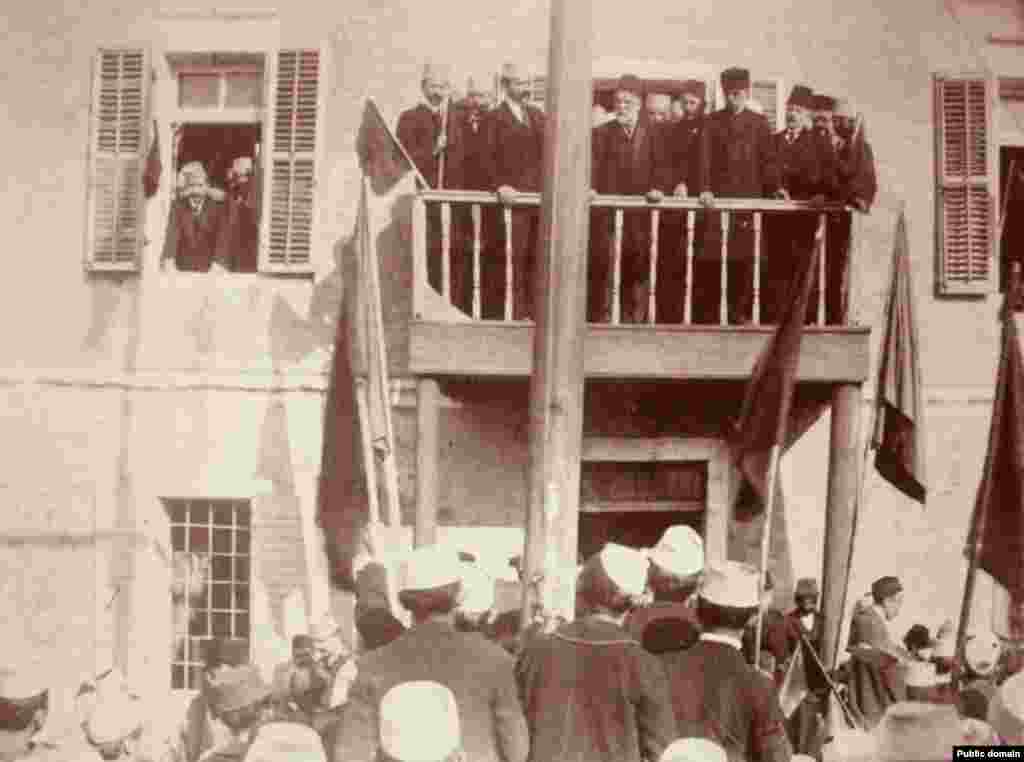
[820, 383, 864, 669]
[521, 0, 592, 626]
[415, 377, 440, 548]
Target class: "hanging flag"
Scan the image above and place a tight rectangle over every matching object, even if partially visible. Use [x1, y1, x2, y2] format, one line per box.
[356, 97, 425, 195]
[142, 119, 162, 199]
[964, 292, 1024, 600]
[872, 211, 927, 503]
[729, 237, 821, 513]
[779, 641, 809, 719]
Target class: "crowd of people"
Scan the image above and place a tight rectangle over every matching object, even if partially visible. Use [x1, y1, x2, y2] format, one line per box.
[404, 63, 877, 326]
[5, 527, 1024, 761]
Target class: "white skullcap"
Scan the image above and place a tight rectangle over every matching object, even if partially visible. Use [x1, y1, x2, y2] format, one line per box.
[597, 543, 648, 599]
[85, 689, 144, 746]
[989, 670, 1024, 744]
[0, 665, 48, 701]
[380, 681, 460, 762]
[648, 525, 704, 579]
[965, 629, 1001, 676]
[458, 562, 495, 615]
[699, 562, 760, 609]
[402, 545, 462, 593]
[658, 737, 727, 762]
[244, 721, 326, 762]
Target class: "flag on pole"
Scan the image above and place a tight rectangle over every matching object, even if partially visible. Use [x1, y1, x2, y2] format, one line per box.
[729, 235, 822, 513]
[779, 642, 809, 719]
[964, 293, 1024, 600]
[872, 210, 927, 504]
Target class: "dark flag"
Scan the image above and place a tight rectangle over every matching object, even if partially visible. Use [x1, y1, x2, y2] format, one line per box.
[872, 211, 927, 503]
[965, 295, 1024, 600]
[730, 240, 822, 513]
[356, 97, 425, 195]
[142, 119, 162, 198]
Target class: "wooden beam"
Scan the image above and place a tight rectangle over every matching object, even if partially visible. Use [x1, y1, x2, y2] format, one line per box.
[820, 383, 864, 670]
[522, 0, 592, 626]
[409, 321, 872, 382]
[415, 378, 440, 548]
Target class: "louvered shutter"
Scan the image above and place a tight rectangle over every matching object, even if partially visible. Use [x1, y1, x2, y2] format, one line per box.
[936, 75, 995, 295]
[751, 79, 782, 132]
[85, 48, 150, 271]
[260, 48, 325, 273]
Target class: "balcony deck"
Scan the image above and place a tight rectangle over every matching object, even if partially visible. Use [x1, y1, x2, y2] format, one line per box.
[408, 191, 871, 383]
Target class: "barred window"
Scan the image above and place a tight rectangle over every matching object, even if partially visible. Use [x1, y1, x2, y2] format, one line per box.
[167, 498, 252, 691]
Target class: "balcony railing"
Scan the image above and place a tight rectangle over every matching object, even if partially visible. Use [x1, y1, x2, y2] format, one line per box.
[411, 190, 856, 328]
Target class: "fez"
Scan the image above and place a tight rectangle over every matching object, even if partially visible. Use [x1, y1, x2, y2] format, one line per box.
[811, 94, 837, 112]
[875, 702, 966, 761]
[208, 665, 271, 714]
[380, 681, 461, 762]
[720, 67, 751, 91]
[794, 578, 819, 599]
[616, 74, 643, 96]
[965, 629, 1002, 676]
[680, 79, 706, 99]
[903, 624, 933, 652]
[244, 722, 326, 762]
[648, 525, 704, 579]
[658, 737, 727, 762]
[787, 84, 814, 109]
[871, 576, 902, 601]
[699, 561, 760, 609]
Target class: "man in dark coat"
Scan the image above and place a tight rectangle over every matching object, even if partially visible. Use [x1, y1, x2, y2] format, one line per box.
[483, 63, 545, 320]
[217, 156, 260, 273]
[590, 74, 670, 323]
[516, 543, 677, 762]
[698, 67, 784, 324]
[741, 569, 790, 683]
[660, 561, 792, 762]
[846, 575, 911, 730]
[161, 162, 230, 273]
[782, 578, 827, 760]
[333, 545, 529, 762]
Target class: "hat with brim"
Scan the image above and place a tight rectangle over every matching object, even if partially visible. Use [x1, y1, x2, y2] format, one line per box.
[244, 721, 327, 762]
[402, 546, 463, 593]
[720, 67, 751, 91]
[208, 665, 271, 714]
[989, 670, 1024, 743]
[699, 561, 760, 609]
[794, 578, 819, 599]
[648, 525, 704, 579]
[874, 702, 966, 761]
[380, 681, 461, 762]
[871, 576, 902, 601]
[787, 85, 814, 109]
[658, 737, 727, 762]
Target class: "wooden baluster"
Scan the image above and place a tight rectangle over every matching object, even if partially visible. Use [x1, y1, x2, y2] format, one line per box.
[684, 210, 695, 325]
[648, 209, 660, 324]
[441, 202, 452, 304]
[753, 212, 763, 326]
[472, 204, 482, 320]
[412, 195, 427, 319]
[720, 211, 730, 326]
[504, 207, 513, 322]
[818, 212, 827, 326]
[612, 208, 624, 325]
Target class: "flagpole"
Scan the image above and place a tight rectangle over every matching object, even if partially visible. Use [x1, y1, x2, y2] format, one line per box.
[754, 444, 782, 666]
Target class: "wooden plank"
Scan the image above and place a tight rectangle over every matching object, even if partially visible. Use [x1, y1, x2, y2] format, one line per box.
[580, 500, 704, 514]
[408, 321, 872, 382]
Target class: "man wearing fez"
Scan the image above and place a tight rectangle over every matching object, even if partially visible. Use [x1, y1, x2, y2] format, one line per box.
[661, 561, 792, 762]
[482, 63, 545, 321]
[626, 525, 704, 653]
[217, 156, 259, 274]
[846, 575, 912, 729]
[699, 67, 784, 325]
[334, 545, 528, 762]
[783, 578, 828, 760]
[590, 74, 670, 323]
[162, 161, 230, 273]
[656, 79, 707, 324]
[742, 570, 790, 683]
[516, 543, 677, 762]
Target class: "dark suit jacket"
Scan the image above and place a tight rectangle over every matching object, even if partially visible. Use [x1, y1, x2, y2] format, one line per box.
[162, 198, 228, 272]
[774, 128, 830, 200]
[700, 108, 781, 198]
[846, 605, 907, 728]
[835, 136, 878, 208]
[516, 616, 677, 762]
[486, 101, 546, 192]
[446, 104, 493, 191]
[660, 639, 791, 762]
[396, 103, 454, 189]
[333, 620, 529, 762]
[591, 119, 665, 195]
[656, 115, 705, 193]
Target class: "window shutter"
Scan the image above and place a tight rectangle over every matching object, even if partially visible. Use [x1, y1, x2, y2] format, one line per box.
[85, 48, 150, 271]
[752, 79, 781, 132]
[260, 48, 325, 273]
[936, 75, 995, 295]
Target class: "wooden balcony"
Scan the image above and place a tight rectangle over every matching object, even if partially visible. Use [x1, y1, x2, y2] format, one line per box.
[409, 190, 871, 383]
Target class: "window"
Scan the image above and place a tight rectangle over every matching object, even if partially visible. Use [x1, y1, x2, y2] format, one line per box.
[167, 498, 252, 691]
[935, 74, 995, 295]
[84, 46, 326, 275]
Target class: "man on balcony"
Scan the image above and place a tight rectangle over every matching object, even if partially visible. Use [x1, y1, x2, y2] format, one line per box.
[699, 67, 784, 325]
[483, 63, 545, 321]
[397, 63, 455, 299]
[590, 74, 670, 323]
[765, 85, 832, 323]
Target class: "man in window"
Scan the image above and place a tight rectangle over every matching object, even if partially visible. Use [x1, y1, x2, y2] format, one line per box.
[217, 156, 260, 274]
[699, 67, 785, 324]
[161, 162, 230, 273]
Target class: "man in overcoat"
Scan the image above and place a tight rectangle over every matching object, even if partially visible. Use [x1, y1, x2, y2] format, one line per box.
[161, 162, 230, 273]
